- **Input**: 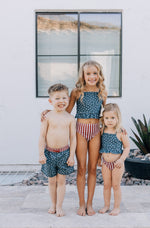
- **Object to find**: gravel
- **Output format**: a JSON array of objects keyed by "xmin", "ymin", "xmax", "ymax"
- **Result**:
[
  {"xmin": 14, "ymin": 168, "xmax": 150, "ymax": 186},
  {"xmin": 11, "ymin": 150, "xmax": 150, "ymax": 186}
]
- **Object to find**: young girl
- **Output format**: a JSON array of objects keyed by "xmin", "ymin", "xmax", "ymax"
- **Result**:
[
  {"xmin": 98, "ymin": 103, "xmax": 130, "ymax": 216},
  {"xmin": 42, "ymin": 60, "xmax": 107, "ymax": 216}
]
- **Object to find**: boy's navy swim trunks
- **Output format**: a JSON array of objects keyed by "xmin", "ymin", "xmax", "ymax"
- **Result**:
[{"xmin": 41, "ymin": 146, "xmax": 74, "ymax": 177}]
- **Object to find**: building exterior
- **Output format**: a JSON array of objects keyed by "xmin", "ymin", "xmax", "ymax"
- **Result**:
[{"xmin": 0, "ymin": 0, "xmax": 150, "ymax": 164}]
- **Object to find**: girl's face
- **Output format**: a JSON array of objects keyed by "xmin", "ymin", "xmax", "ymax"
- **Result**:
[
  {"xmin": 103, "ymin": 111, "xmax": 118, "ymax": 129},
  {"xmin": 83, "ymin": 65, "xmax": 99, "ymax": 86}
]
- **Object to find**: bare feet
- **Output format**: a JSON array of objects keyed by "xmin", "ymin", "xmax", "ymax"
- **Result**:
[
  {"xmin": 77, "ymin": 206, "xmax": 86, "ymax": 216},
  {"xmin": 56, "ymin": 207, "xmax": 65, "ymax": 217},
  {"xmin": 48, "ymin": 205, "xmax": 56, "ymax": 214},
  {"xmin": 98, "ymin": 206, "xmax": 109, "ymax": 214},
  {"xmin": 109, "ymin": 208, "xmax": 120, "ymax": 216},
  {"xmin": 86, "ymin": 205, "xmax": 96, "ymax": 216}
]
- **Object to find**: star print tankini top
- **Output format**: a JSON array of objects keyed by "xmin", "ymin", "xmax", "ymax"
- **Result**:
[
  {"xmin": 75, "ymin": 92, "xmax": 103, "ymax": 119},
  {"xmin": 100, "ymin": 133, "xmax": 123, "ymax": 154}
]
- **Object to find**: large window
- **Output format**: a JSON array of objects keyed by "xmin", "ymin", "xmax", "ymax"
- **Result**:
[{"xmin": 36, "ymin": 11, "xmax": 122, "ymax": 97}]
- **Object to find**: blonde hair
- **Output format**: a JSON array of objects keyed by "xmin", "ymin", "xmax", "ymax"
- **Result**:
[
  {"xmin": 101, "ymin": 103, "xmax": 122, "ymax": 132},
  {"xmin": 48, "ymin": 83, "xmax": 69, "ymax": 96},
  {"xmin": 75, "ymin": 60, "xmax": 106, "ymax": 101}
]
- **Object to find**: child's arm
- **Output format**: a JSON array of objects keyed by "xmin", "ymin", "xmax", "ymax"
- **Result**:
[
  {"xmin": 120, "ymin": 133, "xmax": 130, "ymax": 161},
  {"xmin": 41, "ymin": 110, "xmax": 50, "ymax": 122},
  {"xmin": 97, "ymin": 154, "xmax": 102, "ymax": 167},
  {"xmin": 67, "ymin": 117, "xmax": 76, "ymax": 166},
  {"xmin": 66, "ymin": 88, "xmax": 77, "ymax": 113},
  {"xmin": 97, "ymin": 128, "xmax": 103, "ymax": 167},
  {"xmin": 115, "ymin": 132, "xmax": 130, "ymax": 168},
  {"xmin": 39, "ymin": 119, "xmax": 48, "ymax": 164},
  {"xmin": 102, "ymin": 90, "xmax": 108, "ymax": 106}
]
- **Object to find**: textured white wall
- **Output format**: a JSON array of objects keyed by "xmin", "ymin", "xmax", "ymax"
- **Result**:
[{"xmin": 0, "ymin": 0, "xmax": 150, "ymax": 164}]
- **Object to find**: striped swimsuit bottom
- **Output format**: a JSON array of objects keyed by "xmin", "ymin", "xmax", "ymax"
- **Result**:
[
  {"xmin": 102, "ymin": 156, "xmax": 115, "ymax": 170},
  {"xmin": 76, "ymin": 122, "xmax": 100, "ymax": 141}
]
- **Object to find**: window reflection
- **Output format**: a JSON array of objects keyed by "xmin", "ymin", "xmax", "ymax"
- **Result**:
[
  {"xmin": 37, "ymin": 14, "xmax": 78, "ymax": 55},
  {"xmin": 80, "ymin": 13, "xmax": 121, "ymax": 55},
  {"xmin": 38, "ymin": 57, "xmax": 78, "ymax": 96}
]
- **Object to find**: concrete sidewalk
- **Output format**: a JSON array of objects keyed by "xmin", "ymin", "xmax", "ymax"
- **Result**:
[{"xmin": 0, "ymin": 185, "xmax": 150, "ymax": 228}]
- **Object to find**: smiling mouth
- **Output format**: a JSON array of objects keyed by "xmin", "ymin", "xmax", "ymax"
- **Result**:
[
  {"xmin": 88, "ymin": 79, "xmax": 97, "ymax": 83},
  {"xmin": 58, "ymin": 104, "xmax": 65, "ymax": 108}
]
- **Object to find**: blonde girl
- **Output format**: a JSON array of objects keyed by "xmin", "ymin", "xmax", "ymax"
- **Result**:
[
  {"xmin": 42, "ymin": 60, "xmax": 107, "ymax": 216},
  {"xmin": 98, "ymin": 103, "xmax": 130, "ymax": 216}
]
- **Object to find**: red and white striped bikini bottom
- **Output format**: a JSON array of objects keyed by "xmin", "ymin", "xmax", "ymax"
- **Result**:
[
  {"xmin": 102, "ymin": 156, "xmax": 115, "ymax": 170},
  {"xmin": 76, "ymin": 122, "xmax": 100, "ymax": 141}
]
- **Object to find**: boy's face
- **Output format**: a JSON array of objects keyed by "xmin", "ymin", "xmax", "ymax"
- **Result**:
[{"xmin": 49, "ymin": 90, "xmax": 69, "ymax": 112}]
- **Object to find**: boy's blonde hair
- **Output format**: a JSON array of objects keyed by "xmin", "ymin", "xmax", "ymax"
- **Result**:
[
  {"xmin": 101, "ymin": 103, "xmax": 122, "ymax": 132},
  {"xmin": 75, "ymin": 60, "xmax": 106, "ymax": 100},
  {"xmin": 48, "ymin": 83, "xmax": 69, "ymax": 96}
]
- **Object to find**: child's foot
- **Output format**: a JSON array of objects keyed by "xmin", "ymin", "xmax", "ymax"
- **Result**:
[
  {"xmin": 56, "ymin": 208, "xmax": 65, "ymax": 217},
  {"xmin": 77, "ymin": 206, "xmax": 86, "ymax": 216},
  {"xmin": 109, "ymin": 208, "xmax": 120, "ymax": 216},
  {"xmin": 86, "ymin": 205, "xmax": 96, "ymax": 216},
  {"xmin": 48, "ymin": 206, "xmax": 56, "ymax": 214},
  {"xmin": 98, "ymin": 206, "xmax": 110, "ymax": 214}
]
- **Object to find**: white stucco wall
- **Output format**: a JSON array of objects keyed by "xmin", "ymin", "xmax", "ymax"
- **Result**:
[{"xmin": 0, "ymin": 0, "xmax": 150, "ymax": 164}]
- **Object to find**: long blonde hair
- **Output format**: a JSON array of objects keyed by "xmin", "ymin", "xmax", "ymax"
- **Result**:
[
  {"xmin": 75, "ymin": 60, "xmax": 106, "ymax": 100},
  {"xmin": 101, "ymin": 103, "xmax": 122, "ymax": 132}
]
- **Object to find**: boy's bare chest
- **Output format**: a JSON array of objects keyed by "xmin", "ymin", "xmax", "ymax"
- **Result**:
[{"xmin": 48, "ymin": 116, "xmax": 70, "ymax": 129}]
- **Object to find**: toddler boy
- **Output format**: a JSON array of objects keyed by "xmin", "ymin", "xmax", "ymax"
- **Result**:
[{"xmin": 39, "ymin": 83, "xmax": 76, "ymax": 217}]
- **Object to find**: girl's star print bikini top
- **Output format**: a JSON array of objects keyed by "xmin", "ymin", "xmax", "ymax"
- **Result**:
[
  {"xmin": 75, "ymin": 91, "xmax": 103, "ymax": 119},
  {"xmin": 100, "ymin": 132, "xmax": 123, "ymax": 154}
]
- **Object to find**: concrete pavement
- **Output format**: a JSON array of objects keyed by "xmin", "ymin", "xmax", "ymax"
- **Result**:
[{"xmin": 0, "ymin": 185, "xmax": 150, "ymax": 228}]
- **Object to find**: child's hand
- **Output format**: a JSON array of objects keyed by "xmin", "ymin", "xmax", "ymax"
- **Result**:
[
  {"xmin": 41, "ymin": 110, "xmax": 50, "ymax": 122},
  {"xmin": 67, "ymin": 156, "xmax": 75, "ymax": 166},
  {"xmin": 120, "ymin": 128, "xmax": 127, "ymax": 135},
  {"xmin": 97, "ymin": 155, "xmax": 102, "ymax": 167},
  {"xmin": 39, "ymin": 154, "xmax": 46, "ymax": 164},
  {"xmin": 114, "ymin": 158, "xmax": 124, "ymax": 169}
]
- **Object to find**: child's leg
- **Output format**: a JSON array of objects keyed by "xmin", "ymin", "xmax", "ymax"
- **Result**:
[
  {"xmin": 110, "ymin": 164, "xmax": 124, "ymax": 216},
  {"xmin": 98, "ymin": 163, "xmax": 111, "ymax": 214},
  {"xmin": 87, "ymin": 132, "xmax": 100, "ymax": 216},
  {"xmin": 76, "ymin": 132, "xmax": 88, "ymax": 216},
  {"xmin": 56, "ymin": 174, "xmax": 66, "ymax": 217},
  {"xmin": 48, "ymin": 176, "xmax": 57, "ymax": 214}
]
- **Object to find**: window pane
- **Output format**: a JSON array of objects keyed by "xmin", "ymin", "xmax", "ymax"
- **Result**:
[
  {"xmin": 80, "ymin": 13, "xmax": 121, "ymax": 55},
  {"xmin": 36, "ymin": 12, "xmax": 122, "ymax": 97},
  {"xmin": 37, "ymin": 56, "xmax": 78, "ymax": 96},
  {"xmin": 37, "ymin": 14, "xmax": 78, "ymax": 55},
  {"xmin": 80, "ymin": 55, "xmax": 120, "ymax": 96}
]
